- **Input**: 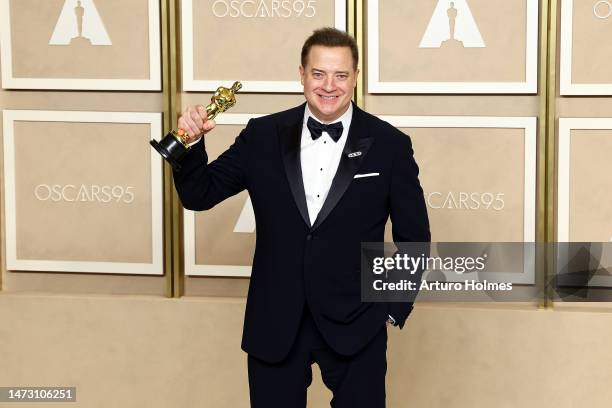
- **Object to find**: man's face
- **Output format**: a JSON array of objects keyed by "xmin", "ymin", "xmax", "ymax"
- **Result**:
[{"xmin": 299, "ymin": 45, "xmax": 358, "ymax": 123}]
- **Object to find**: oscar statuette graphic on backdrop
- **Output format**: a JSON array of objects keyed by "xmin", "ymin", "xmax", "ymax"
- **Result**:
[{"xmin": 150, "ymin": 81, "xmax": 242, "ymax": 169}]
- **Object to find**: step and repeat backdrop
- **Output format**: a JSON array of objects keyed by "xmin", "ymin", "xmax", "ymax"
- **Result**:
[
  {"xmin": 1, "ymin": 0, "xmax": 611, "ymax": 295},
  {"xmin": 0, "ymin": 0, "xmax": 166, "ymax": 294}
]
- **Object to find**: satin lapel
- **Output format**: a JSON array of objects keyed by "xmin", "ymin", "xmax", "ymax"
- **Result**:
[
  {"xmin": 279, "ymin": 105, "xmax": 311, "ymax": 228},
  {"xmin": 311, "ymin": 105, "xmax": 374, "ymax": 231}
]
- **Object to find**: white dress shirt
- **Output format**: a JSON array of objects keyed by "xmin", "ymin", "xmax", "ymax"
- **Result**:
[{"xmin": 300, "ymin": 103, "xmax": 353, "ymax": 226}]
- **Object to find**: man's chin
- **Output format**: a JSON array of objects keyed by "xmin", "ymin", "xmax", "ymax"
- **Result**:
[{"xmin": 311, "ymin": 105, "xmax": 348, "ymax": 122}]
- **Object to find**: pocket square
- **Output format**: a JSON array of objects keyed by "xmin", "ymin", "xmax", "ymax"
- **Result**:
[{"xmin": 354, "ymin": 172, "xmax": 380, "ymax": 179}]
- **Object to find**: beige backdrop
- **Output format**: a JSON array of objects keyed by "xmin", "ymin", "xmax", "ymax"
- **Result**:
[
  {"xmin": 192, "ymin": 0, "xmax": 336, "ymax": 81},
  {"xmin": 570, "ymin": 1, "xmax": 612, "ymax": 84},
  {"xmin": 389, "ymin": 127, "xmax": 526, "ymax": 242},
  {"xmin": 378, "ymin": 0, "xmax": 527, "ymax": 82},
  {"xmin": 2, "ymin": 1, "xmax": 612, "ymax": 407},
  {"xmin": 8, "ymin": 0, "xmax": 150, "ymax": 79},
  {"xmin": 568, "ymin": 129, "xmax": 612, "ymax": 242},
  {"xmin": 12, "ymin": 121, "xmax": 153, "ymax": 263}
]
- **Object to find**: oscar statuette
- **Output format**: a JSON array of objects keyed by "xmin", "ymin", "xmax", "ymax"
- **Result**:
[{"xmin": 150, "ymin": 81, "xmax": 242, "ymax": 170}]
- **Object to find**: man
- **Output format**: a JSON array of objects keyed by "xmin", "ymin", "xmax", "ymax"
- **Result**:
[{"xmin": 173, "ymin": 28, "xmax": 430, "ymax": 408}]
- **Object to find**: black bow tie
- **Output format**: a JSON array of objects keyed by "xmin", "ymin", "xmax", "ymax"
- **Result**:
[{"xmin": 307, "ymin": 117, "xmax": 344, "ymax": 142}]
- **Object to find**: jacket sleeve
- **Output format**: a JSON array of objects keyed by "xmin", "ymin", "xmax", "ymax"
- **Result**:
[
  {"xmin": 387, "ymin": 133, "xmax": 431, "ymax": 329},
  {"xmin": 172, "ymin": 121, "xmax": 251, "ymax": 211}
]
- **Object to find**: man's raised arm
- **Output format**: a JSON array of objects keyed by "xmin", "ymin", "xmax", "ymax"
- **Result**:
[{"xmin": 172, "ymin": 104, "xmax": 249, "ymax": 211}]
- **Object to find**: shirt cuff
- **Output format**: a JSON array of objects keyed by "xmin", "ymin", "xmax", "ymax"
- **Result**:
[
  {"xmin": 187, "ymin": 138, "xmax": 201, "ymax": 148},
  {"xmin": 387, "ymin": 314, "xmax": 396, "ymax": 326}
]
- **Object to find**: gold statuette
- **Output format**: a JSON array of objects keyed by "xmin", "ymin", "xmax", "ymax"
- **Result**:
[{"xmin": 150, "ymin": 81, "xmax": 242, "ymax": 170}]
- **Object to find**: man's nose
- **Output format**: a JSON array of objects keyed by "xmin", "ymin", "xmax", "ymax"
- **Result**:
[{"xmin": 323, "ymin": 76, "xmax": 335, "ymax": 91}]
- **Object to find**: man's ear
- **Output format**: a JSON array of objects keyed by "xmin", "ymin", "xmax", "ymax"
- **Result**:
[{"xmin": 299, "ymin": 65, "xmax": 305, "ymax": 85}]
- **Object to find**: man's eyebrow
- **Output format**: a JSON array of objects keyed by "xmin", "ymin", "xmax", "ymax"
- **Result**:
[{"xmin": 310, "ymin": 68, "xmax": 350, "ymax": 74}]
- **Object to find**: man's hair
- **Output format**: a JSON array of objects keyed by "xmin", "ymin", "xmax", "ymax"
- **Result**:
[{"xmin": 301, "ymin": 27, "xmax": 359, "ymax": 70}]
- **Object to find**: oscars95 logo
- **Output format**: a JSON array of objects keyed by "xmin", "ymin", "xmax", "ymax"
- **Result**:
[
  {"xmin": 212, "ymin": 0, "xmax": 317, "ymax": 18},
  {"xmin": 424, "ymin": 192, "xmax": 505, "ymax": 211},
  {"xmin": 34, "ymin": 184, "xmax": 135, "ymax": 204}
]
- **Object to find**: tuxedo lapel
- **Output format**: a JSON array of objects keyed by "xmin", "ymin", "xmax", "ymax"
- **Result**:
[
  {"xmin": 279, "ymin": 104, "xmax": 311, "ymax": 228},
  {"xmin": 311, "ymin": 104, "xmax": 374, "ymax": 231}
]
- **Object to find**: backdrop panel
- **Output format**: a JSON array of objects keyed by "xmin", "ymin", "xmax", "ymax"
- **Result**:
[
  {"xmin": 368, "ymin": 0, "xmax": 539, "ymax": 93},
  {"xmin": 381, "ymin": 116, "xmax": 537, "ymax": 243},
  {"xmin": 2, "ymin": 110, "xmax": 163, "ymax": 274},
  {"xmin": 0, "ymin": 0, "xmax": 161, "ymax": 90},
  {"xmin": 557, "ymin": 118, "xmax": 612, "ymax": 287},
  {"xmin": 380, "ymin": 116, "xmax": 537, "ymax": 285},
  {"xmin": 560, "ymin": 0, "xmax": 612, "ymax": 95},
  {"xmin": 558, "ymin": 119, "xmax": 612, "ymax": 242}
]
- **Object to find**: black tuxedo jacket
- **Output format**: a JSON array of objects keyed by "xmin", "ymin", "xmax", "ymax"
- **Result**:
[{"xmin": 173, "ymin": 102, "xmax": 430, "ymax": 363}]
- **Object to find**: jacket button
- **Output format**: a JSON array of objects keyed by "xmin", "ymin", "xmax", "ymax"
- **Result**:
[{"xmin": 306, "ymin": 234, "xmax": 312, "ymax": 240}]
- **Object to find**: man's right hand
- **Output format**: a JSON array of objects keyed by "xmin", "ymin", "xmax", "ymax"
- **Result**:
[{"xmin": 178, "ymin": 105, "xmax": 217, "ymax": 144}]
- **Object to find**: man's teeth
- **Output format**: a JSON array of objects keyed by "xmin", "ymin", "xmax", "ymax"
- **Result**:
[{"xmin": 321, "ymin": 96, "xmax": 337, "ymax": 100}]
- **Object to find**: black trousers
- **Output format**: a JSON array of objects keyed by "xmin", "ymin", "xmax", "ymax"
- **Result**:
[{"xmin": 247, "ymin": 306, "xmax": 387, "ymax": 408}]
